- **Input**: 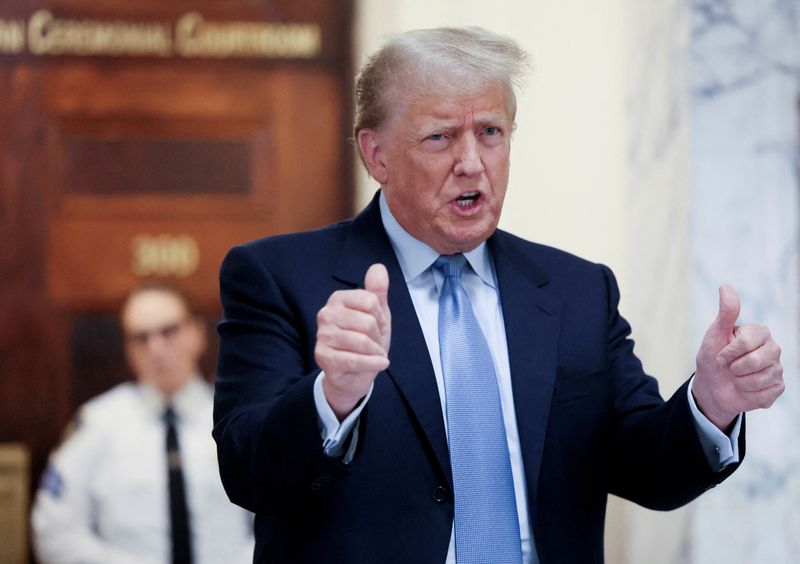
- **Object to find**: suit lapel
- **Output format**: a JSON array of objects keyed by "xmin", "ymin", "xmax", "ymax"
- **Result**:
[
  {"xmin": 332, "ymin": 194, "xmax": 452, "ymax": 487},
  {"xmin": 331, "ymin": 199, "xmax": 563, "ymax": 499},
  {"xmin": 490, "ymin": 232, "xmax": 563, "ymax": 528}
]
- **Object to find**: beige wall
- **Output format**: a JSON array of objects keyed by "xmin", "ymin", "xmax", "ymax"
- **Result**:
[
  {"xmin": 354, "ymin": 1, "xmax": 693, "ymax": 563},
  {"xmin": 354, "ymin": 1, "xmax": 629, "ymax": 264}
]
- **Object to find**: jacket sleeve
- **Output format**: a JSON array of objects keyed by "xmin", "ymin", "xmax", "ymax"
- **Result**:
[
  {"xmin": 600, "ymin": 264, "xmax": 744, "ymax": 510},
  {"xmin": 213, "ymin": 244, "xmax": 350, "ymax": 515}
]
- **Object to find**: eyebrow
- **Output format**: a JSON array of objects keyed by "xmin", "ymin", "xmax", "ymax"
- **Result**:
[
  {"xmin": 473, "ymin": 112, "xmax": 510, "ymax": 125},
  {"xmin": 125, "ymin": 318, "xmax": 189, "ymax": 341},
  {"xmin": 421, "ymin": 112, "xmax": 508, "ymax": 130},
  {"xmin": 416, "ymin": 122, "xmax": 456, "ymax": 136}
]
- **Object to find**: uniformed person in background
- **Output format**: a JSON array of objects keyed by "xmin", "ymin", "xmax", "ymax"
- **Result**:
[{"xmin": 31, "ymin": 283, "xmax": 254, "ymax": 564}]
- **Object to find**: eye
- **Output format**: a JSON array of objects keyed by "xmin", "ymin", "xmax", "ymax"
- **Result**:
[
  {"xmin": 421, "ymin": 132, "xmax": 450, "ymax": 151},
  {"xmin": 482, "ymin": 126, "xmax": 500, "ymax": 136},
  {"xmin": 127, "ymin": 332, "xmax": 149, "ymax": 346},
  {"xmin": 160, "ymin": 323, "xmax": 182, "ymax": 339}
]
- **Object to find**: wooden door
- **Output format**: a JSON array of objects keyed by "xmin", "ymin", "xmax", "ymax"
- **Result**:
[{"xmin": 0, "ymin": 0, "xmax": 354, "ymax": 528}]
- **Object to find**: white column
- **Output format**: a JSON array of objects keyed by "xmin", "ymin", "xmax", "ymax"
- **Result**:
[
  {"xmin": 689, "ymin": 1, "xmax": 800, "ymax": 562},
  {"xmin": 354, "ymin": 2, "xmax": 693, "ymax": 562}
]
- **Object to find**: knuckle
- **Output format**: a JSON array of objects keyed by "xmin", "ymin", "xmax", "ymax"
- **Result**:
[
  {"xmin": 316, "ymin": 325, "xmax": 335, "ymax": 342},
  {"xmin": 317, "ymin": 307, "xmax": 333, "ymax": 324},
  {"xmin": 314, "ymin": 347, "xmax": 330, "ymax": 366},
  {"xmin": 740, "ymin": 333, "xmax": 758, "ymax": 350},
  {"xmin": 331, "ymin": 289, "xmax": 349, "ymax": 300}
]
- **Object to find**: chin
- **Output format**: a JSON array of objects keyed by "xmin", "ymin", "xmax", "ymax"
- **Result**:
[
  {"xmin": 455, "ymin": 227, "xmax": 495, "ymax": 249},
  {"xmin": 440, "ymin": 234, "xmax": 488, "ymax": 254}
]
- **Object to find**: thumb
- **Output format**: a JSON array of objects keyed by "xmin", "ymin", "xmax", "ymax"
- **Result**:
[
  {"xmin": 712, "ymin": 284, "xmax": 740, "ymax": 338},
  {"xmin": 364, "ymin": 263, "xmax": 390, "ymax": 314}
]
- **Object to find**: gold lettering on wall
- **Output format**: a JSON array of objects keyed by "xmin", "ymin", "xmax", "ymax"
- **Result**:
[
  {"xmin": 1, "ymin": 10, "xmax": 322, "ymax": 59},
  {"xmin": 28, "ymin": 10, "xmax": 172, "ymax": 57},
  {"xmin": 175, "ymin": 12, "xmax": 321, "ymax": 59},
  {"xmin": 131, "ymin": 234, "xmax": 200, "ymax": 278},
  {"xmin": 0, "ymin": 19, "xmax": 24, "ymax": 54}
]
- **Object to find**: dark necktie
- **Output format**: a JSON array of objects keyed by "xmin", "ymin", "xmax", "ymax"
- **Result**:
[
  {"xmin": 433, "ymin": 254, "xmax": 522, "ymax": 564},
  {"xmin": 164, "ymin": 406, "xmax": 193, "ymax": 564}
]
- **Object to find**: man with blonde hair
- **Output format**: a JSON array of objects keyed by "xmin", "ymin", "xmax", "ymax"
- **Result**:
[{"xmin": 214, "ymin": 27, "xmax": 783, "ymax": 563}]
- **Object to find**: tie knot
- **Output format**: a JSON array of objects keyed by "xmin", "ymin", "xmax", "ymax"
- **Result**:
[
  {"xmin": 163, "ymin": 406, "xmax": 177, "ymax": 425},
  {"xmin": 433, "ymin": 254, "xmax": 467, "ymax": 279}
]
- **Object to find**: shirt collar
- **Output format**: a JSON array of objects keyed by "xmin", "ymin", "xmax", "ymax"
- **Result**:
[
  {"xmin": 138, "ymin": 376, "xmax": 207, "ymax": 419},
  {"xmin": 378, "ymin": 190, "xmax": 496, "ymax": 288}
]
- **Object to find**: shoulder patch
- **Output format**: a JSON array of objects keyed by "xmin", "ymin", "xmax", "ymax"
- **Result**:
[{"xmin": 40, "ymin": 465, "xmax": 64, "ymax": 498}]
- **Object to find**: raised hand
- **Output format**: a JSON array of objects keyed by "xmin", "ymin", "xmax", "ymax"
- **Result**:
[
  {"xmin": 315, "ymin": 263, "xmax": 391, "ymax": 420},
  {"xmin": 693, "ymin": 284, "xmax": 784, "ymax": 430}
]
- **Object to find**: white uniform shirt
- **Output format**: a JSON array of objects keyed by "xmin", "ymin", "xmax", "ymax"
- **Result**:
[{"xmin": 31, "ymin": 378, "xmax": 254, "ymax": 564}]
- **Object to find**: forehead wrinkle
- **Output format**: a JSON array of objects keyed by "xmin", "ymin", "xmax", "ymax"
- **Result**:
[
  {"xmin": 416, "ymin": 118, "xmax": 459, "ymax": 134},
  {"xmin": 383, "ymin": 83, "xmax": 513, "ymax": 147},
  {"xmin": 410, "ymin": 110, "xmax": 509, "ymax": 137},
  {"xmin": 409, "ymin": 83, "xmax": 510, "ymax": 113},
  {"xmin": 472, "ymin": 108, "xmax": 510, "ymax": 123},
  {"xmin": 396, "ymin": 108, "xmax": 456, "ymax": 139}
]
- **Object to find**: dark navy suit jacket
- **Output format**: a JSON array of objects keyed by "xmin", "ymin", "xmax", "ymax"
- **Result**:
[{"xmin": 214, "ymin": 193, "xmax": 742, "ymax": 563}]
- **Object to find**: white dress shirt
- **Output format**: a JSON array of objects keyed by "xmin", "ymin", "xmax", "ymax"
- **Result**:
[
  {"xmin": 32, "ymin": 378, "xmax": 254, "ymax": 564},
  {"xmin": 314, "ymin": 191, "xmax": 741, "ymax": 563}
]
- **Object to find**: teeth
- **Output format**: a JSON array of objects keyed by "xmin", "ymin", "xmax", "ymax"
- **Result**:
[{"xmin": 456, "ymin": 192, "xmax": 479, "ymax": 207}]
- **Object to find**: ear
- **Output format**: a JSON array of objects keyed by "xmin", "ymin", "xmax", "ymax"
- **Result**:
[{"xmin": 357, "ymin": 128, "xmax": 389, "ymax": 184}]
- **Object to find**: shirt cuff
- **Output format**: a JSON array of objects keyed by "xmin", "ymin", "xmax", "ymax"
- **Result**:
[
  {"xmin": 313, "ymin": 372, "xmax": 372, "ymax": 463},
  {"xmin": 687, "ymin": 376, "xmax": 742, "ymax": 471}
]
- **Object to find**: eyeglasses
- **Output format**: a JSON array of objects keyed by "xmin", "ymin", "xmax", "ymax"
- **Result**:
[{"xmin": 125, "ymin": 318, "xmax": 190, "ymax": 346}]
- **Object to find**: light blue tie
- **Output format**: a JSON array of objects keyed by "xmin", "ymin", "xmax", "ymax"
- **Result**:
[{"xmin": 434, "ymin": 254, "xmax": 522, "ymax": 564}]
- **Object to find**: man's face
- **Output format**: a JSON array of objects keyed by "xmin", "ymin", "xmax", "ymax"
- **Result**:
[
  {"xmin": 360, "ymin": 83, "xmax": 513, "ymax": 255},
  {"xmin": 121, "ymin": 289, "xmax": 206, "ymax": 397}
]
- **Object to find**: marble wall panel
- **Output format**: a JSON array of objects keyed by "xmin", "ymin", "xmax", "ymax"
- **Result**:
[{"xmin": 689, "ymin": 1, "xmax": 800, "ymax": 562}]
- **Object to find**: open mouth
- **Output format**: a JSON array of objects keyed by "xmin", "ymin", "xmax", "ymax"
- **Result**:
[{"xmin": 455, "ymin": 191, "xmax": 480, "ymax": 207}]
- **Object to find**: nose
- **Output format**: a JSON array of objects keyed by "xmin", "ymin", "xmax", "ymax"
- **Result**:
[
  {"xmin": 453, "ymin": 134, "xmax": 485, "ymax": 177},
  {"xmin": 145, "ymin": 332, "xmax": 170, "ymax": 355}
]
